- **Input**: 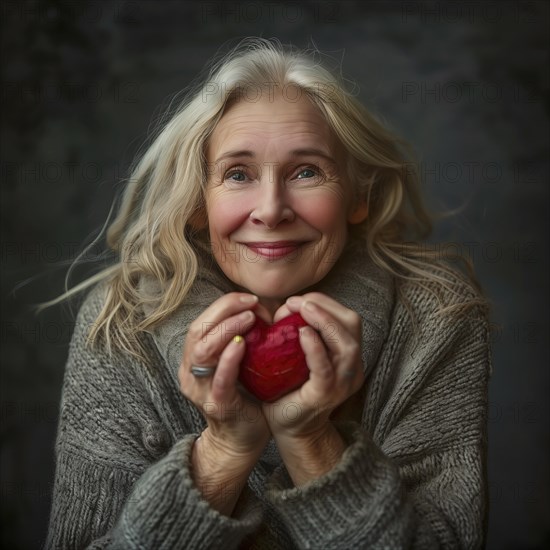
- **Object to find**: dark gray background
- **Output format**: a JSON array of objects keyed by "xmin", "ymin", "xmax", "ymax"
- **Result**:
[{"xmin": 1, "ymin": 1, "xmax": 548, "ymax": 548}]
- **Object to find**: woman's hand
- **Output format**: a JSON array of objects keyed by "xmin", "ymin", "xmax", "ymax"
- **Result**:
[
  {"xmin": 178, "ymin": 292, "xmax": 272, "ymax": 514},
  {"xmin": 264, "ymin": 292, "xmax": 365, "ymax": 485}
]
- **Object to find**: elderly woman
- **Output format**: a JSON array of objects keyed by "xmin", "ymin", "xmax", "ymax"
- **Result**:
[{"xmin": 46, "ymin": 38, "xmax": 491, "ymax": 549}]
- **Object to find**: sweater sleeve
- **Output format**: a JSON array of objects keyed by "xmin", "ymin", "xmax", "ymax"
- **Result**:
[
  {"xmin": 45, "ymin": 289, "xmax": 263, "ymax": 550},
  {"xmin": 263, "ymin": 301, "xmax": 491, "ymax": 549}
]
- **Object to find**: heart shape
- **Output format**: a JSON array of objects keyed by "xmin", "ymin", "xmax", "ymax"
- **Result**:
[{"xmin": 239, "ymin": 313, "xmax": 310, "ymax": 402}]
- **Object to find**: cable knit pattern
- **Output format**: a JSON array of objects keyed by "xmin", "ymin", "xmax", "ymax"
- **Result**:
[{"xmin": 45, "ymin": 241, "xmax": 491, "ymax": 549}]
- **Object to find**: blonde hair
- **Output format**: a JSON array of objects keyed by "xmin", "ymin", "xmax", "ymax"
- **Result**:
[{"xmin": 40, "ymin": 37, "xmax": 487, "ymax": 360}]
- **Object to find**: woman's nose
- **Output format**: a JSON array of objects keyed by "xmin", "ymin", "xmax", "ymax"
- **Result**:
[{"xmin": 249, "ymin": 178, "xmax": 295, "ymax": 228}]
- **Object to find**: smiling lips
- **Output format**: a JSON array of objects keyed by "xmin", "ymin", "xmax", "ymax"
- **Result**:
[{"xmin": 243, "ymin": 241, "xmax": 307, "ymax": 259}]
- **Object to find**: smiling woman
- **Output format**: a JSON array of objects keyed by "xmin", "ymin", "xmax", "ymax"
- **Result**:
[
  {"xmin": 204, "ymin": 89, "xmax": 367, "ymax": 310},
  {"xmin": 44, "ymin": 37, "xmax": 492, "ymax": 549}
]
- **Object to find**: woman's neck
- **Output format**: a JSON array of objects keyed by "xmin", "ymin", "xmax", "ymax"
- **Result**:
[{"xmin": 257, "ymin": 297, "xmax": 286, "ymax": 322}]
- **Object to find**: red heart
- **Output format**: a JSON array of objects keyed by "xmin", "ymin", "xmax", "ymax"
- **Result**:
[{"xmin": 239, "ymin": 313, "xmax": 310, "ymax": 402}]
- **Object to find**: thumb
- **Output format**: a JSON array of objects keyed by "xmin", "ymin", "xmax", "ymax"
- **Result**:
[{"xmin": 299, "ymin": 326, "xmax": 334, "ymax": 393}]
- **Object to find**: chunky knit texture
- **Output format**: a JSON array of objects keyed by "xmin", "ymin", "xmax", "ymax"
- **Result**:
[{"xmin": 45, "ymin": 240, "xmax": 492, "ymax": 549}]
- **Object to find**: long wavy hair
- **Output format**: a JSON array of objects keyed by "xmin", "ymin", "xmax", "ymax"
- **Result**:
[{"xmin": 40, "ymin": 37, "xmax": 486, "ymax": 360}]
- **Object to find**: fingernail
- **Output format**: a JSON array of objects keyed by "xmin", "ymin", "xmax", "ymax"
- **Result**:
[
  {"xmin": 240, "ymin": 295, "xmax": 258, "ymax": 303},
  {"xmin": 233, "ymin": 335, "xmax": 244, "ymax": 344},
  {"xmin": 303, "ymin": 300, "xmax": 316, "ymax": 312},
  {"xmin": 286, "ymin": 296, "xmax": 302, "ymax": 307},
  {"xmin": 239, "ymin": 310, "xmax": 254, "ymax": 322}
]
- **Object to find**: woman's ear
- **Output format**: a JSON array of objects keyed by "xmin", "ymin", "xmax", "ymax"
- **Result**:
[{"xmin": 347, "ymin": 200, "xmax": 369, "ymax": 224}]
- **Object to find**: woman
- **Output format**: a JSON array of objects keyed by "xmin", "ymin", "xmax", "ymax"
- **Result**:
[{"xmin": 45, "ymin": 38, "xmax": 491, "ymax": 549}]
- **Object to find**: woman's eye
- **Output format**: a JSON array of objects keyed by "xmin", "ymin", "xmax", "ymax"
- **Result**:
[
  {"xmin": 225, "ymin": 170, "xmax": 247, "ymax": 182},
  {"xmin": 297, "ymin": 168, "xmax": 316, "ymax": 179},
  {"xmin": 295, "ymin": 166, "xmax": 324, "ymax": 182}
]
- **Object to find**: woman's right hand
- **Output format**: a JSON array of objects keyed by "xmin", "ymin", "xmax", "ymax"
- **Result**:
[{"xmin": 178, "ymin": 292, "xmax": 271, "ymax": 514}]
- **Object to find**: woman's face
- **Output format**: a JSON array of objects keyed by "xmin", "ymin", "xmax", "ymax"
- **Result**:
[{"xmin": 205, "ymin": 89, "xmax": 367, "ymax": 312}]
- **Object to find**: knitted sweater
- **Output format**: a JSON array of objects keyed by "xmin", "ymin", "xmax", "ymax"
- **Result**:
[{"xmin": 45, "ymin": 242, "xmax": 492, "ymax": 549}]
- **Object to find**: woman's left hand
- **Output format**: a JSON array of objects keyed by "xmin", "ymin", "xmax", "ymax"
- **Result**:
[{"xmin": 262, "ymin": 292, "xmax": 365, "ymax": 484}]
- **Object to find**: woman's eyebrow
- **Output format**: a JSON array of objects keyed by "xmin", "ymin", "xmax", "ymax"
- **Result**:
[
  {"xmin": 289, "ymin": 148, "xmax": 336, "ymax": 164},
  {"xmin": 214, "ymin": 148, "xmax": 336, "ymax": 164},
  {"xmin": 214, "ymin": 149, "xmax": 255, "ymax": 164}
]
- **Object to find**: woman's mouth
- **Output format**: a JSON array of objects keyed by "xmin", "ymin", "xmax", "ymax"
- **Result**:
[{"xmin": 242, "ymin": 241, "xmax": 307, "ymax": 259}]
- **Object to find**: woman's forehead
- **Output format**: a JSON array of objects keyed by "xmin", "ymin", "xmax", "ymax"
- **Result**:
[{"xmin": 208, "ymin": 93, "xmax": 337, "ymax": 156}]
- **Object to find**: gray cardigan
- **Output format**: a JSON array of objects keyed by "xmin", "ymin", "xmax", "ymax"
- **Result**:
[{"xmin": 46, "ymin": 244, "xmax": 492, "ymax": 549}]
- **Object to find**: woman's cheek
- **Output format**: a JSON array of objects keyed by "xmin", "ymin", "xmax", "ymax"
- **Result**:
[
  {"xmin": 299, "ymin": 196, "xmax": 347, "ymax": 233},
  {"xmin": 208, "ymin": 194, "xmax": 252, "ymax": 237}
]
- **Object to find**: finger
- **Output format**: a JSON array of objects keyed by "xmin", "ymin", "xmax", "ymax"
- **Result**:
[
  {"xmin": 299, "ymin": 302, "xmax": 363, "ymax": 388},
  {"xmin": 286, "ymin": 293, "xmax": 361, "ymax": 338},
  {"xmin": 190, "ymin": 309, "xmax": 255, "ymax": 367},
  {"xmin": 188, "ymin": 292, "xmax": 259, "ymax": 341},
  {"xmin": 210, "ymin": 335, "xmax": 246, "ymax": 401},
  {"xmin": 298, "ymin": 325, "xmax": 335, "ymax": 394},
  {"xmin": 298, "ymin": 327, "xmax": 362, "ymax": 407},
  {"xmin": 273, "ymin": 303, "xmax": 292, "ymax": 323},
  {"xmin": 297, "ymin": 300, "xmax": 357, "ymax": 358}
]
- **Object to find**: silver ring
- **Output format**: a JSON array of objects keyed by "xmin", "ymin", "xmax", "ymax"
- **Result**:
[{"xmin": 191, "ymin": 364, "xmax": 217, "ymax": 378}]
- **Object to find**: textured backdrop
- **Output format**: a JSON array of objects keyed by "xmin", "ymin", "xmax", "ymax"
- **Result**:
[{"xmin": 1, "ymin": 1, "xmax": 549, "ymax": 548}]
